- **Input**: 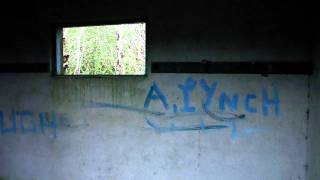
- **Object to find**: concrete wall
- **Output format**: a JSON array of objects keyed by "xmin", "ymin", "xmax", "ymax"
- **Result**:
[
  {"xmin": 307, "ymin": 27, "xmax": 319, "ymax": 180},
  {"xmin": 0, "ymin": 74, "xmax": 308, "ymax": 180}
]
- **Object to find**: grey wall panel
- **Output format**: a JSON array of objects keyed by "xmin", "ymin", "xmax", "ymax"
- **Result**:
[{"xmin": 0, "ymin": 74, "xmax": 308, "ymax": 180}]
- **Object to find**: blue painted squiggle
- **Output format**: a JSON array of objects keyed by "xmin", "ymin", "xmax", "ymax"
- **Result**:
[
  {"xmin": 85, "ymin": 101, "xmax": 165, "ymax": 116},
  {"xmin": 145, "ymin": 118, "xmax": 228, "ymax": 133}
]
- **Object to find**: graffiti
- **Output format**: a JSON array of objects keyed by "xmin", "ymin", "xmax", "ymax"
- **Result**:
[
  {"xmin": 244, "ymin": 94, "xmax": 257, "ymax": 113},
  {"xmin": 0, "ymin": 110, "xmax": 83, "ymax": 138},
  {"xmin": 144, "ymin": 78, "xmax": 280, "ymax": 116},
  {"xmin": 0, "ymin": 110, "xmax": 58, "ymax": 137},
  {"xmin": 144, "ymin": 77, "xmax": 280, "ymax": 138},
  {"xmin": 178, "ymin": 77, "xmax": 197, "ymax": 112},
  {"xmin": 219, "ymin": 92, "xmax": 239, "ymax": 112},
  {"xmin": 145, "ymin": 117, "xmax": 228, "ymax": 133},
  {"xmin": 262, "ymin": 87, "xmax": 280, "ymax": 116},
  {"xmin": 144, "ymin": 82, "xmax": 169, "ymax": 110},
  {"xmin": 88, "ymin": 101, "xmax": 164, "ymax": 116},
  {"xmin": 200, "ymin": 79, "xmax": 217, "ymax": 110},
  {"xmin": 87, "ymin": 77, "xmax": 280, "ymax": 139},
  {"xmin": 143, "ymin": 77, "xmax": 280, "ymax": 139}
]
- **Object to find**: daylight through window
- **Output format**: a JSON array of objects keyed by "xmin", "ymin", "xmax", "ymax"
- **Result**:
[{"xmin": 56, "ymin": 22, "xmax": 146, "ymax": 75}]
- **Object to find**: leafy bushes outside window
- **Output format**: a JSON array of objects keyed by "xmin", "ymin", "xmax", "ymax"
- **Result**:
[{"xmin": 56, "ymin": 22, "xmax": 146, "ymax": 76}]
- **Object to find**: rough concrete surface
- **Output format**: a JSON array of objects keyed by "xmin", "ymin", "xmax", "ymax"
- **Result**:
[{"xmin": 0, "ymin": 74, "xmax": 308, "ymax": 180}]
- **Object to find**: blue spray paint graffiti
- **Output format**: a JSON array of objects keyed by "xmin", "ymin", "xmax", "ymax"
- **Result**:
[
  {"xmin": 144, "ymin": 77, "xmax": 280, "ymax": 138},
  {"xmin": 0, "ymin": 110, "xmax": 78, "ymax": 138},
  {"xmin": 200, "ymin": 79, "xmax": 217, "ymax": 110},
  {"xmin": 39, "ymin": 112, "xmax": 57, "ymax": 138},
  {"xmin": 145, "ymin": 117, "xmax": 228, "ymax": 133},
  {"xmin": 18, "ymin": 111, "xmax": 37, "ymax": 134},
  {"xmin": 88, "ymin": 101, "xmax": 164, "ymax": 116},
  {"xmin": 244, "ymin": 94, "xmax": 257, "ymax": 113},
  {"xmin": 143, "ymin": 77, "xmax": 280, "ymax": 116},
  {"xmin": 1, "ymin": 77, "xmax": 280, "ymax": 140},
  {"xmin": 219, "ymin": 92, "xmax": 239, "ymax": 112},
  {"xmin": 144, "ymin": 82, "xmax": 169, "ymax": 110},
  {"xmin": 87, "ymin": 77, "xmax": 281, "ymax": 139},
  {"xmin": 0, "ymin": 110, "xmax": 16, "ymax": 135},
  {"xmin": 262, "ymin": 87, "xmax": 280, "ymax": 116},
  {"xmin": 178, "ymin": 77, "xmax": 197, "ymax": 112}
]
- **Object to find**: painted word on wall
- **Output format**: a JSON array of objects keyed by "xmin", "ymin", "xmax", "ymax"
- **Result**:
[
  {"xmin": 144, "ymin": 77, "xmax": 280, "ymax": 116},
  {"xmin": 0, "ymin": 110, "xmax": 58, "ymax": 138}
]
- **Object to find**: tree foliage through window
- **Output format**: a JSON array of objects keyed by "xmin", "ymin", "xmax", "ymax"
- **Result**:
[{"xmin": 62, "ymin": 23, "xmax": 146, "ymax": 75}]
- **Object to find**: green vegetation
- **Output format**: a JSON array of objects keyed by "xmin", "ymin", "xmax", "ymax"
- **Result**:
[{"xmin": 62, "ymin": 23, "xmax": 145, "ymax": 75}]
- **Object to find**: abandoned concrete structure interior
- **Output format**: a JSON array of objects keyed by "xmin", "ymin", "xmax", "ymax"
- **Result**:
[{"xmin": 0, "ymin": 1, "xmax": 318, "ymax": 180}]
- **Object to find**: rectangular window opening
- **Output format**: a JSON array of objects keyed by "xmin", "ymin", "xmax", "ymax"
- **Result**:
[{"xmin": 55, "ymin": 22, "xmax": 146, "ymax": 76}]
